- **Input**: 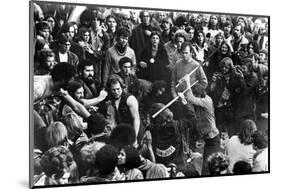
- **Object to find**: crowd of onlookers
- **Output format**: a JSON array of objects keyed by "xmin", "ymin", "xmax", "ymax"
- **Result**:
[{"xmin": 32, "ymin": 2, "xmax": 269, "ymax": 187}]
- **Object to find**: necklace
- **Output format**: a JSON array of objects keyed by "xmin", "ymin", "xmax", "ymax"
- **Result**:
[{"xmin": 115, "ymin": 45, "xmax": 127, "ymax": 56}]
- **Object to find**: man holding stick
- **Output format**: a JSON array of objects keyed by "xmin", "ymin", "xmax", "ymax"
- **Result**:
[
  {"xmin": 178, "ymin": 75, "xmax": 220, "ymax": 176},
  {"xmin": 171, "ymin": 42, "xmax": 208, "ymax": 98},
  {"xmin": 170, "ymin": 42, "xmax": 208, "ymax": 119}
]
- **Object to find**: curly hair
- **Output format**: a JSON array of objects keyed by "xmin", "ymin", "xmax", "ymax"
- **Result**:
[
  {"xmin": 207, "ymin": 152, "xmax": 229, "ymax": 175},
  {"xmin": 95, "ymin": 145, "xmax": 119, "ymax": 175},
  {"xmin": 174, "ymin": 29, "xmax": 188, "ymax": 42},
  {"xmin": 40, "ymin": 145, "xmax": 74, "ymax": 178},
  {"xmin": 122, "ymin": 146, "xmax": 142, "ymax": 169}
]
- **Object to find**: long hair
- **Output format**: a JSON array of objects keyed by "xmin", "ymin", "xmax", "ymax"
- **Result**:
[
  {"xmin": 76, "ymin": 26, "xmax": 90, "ymax": 42},
  {"xmin": 46, "ymin": 122, "xmax": 68, "ymax": 148},
  {"xmin": 149, "ymin": 103, "xmax": 173, "ymax": 125},
  {"xmin": 146, "ymin": 163, "xmax": 169, "ymax": 179},
  {"xmin": 238, "ymin": 119, "xmax": 257, "ymax": 145}
]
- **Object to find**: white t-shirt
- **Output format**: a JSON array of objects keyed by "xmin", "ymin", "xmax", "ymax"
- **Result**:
[
  {"xmin": 252, "ymin": 148, "xmax": 268, "ymax": 172},
  {"xmin": 59, "ymin": 52, "xmax": 68, "ymax": 63},
  {"xmin": 226, "ymin": 135, "xmax": 256, "ymax": 172}
]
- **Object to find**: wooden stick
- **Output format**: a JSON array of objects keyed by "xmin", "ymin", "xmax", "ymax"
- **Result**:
[
  {"xmin": 175, "ymin": 50, "xmax": 217, "ymax": 88},
  {"xmin": 152, "ymin": 80, "xmax": 199, "ymax": 118}
]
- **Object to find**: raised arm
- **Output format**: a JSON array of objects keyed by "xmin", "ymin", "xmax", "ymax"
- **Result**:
[
  {"xmin": 60, "ymin": 88, "xmax": 91, "ymax": 119},
  {"xmin": 80, "ymin": 90, "xmax": 108, "ymax": 108}
]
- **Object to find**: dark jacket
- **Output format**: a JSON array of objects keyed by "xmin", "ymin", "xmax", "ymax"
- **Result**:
[
  {"xmin": 54, "ymin": 50, "xmax": 79, "ymax": 69},
  {"xmin": 138, "ymin": 43, "xmax": 170, "ymax": 83},
  {"xmin": 129, "ymin": 23, "xmax": 160, "ymax": 62}
]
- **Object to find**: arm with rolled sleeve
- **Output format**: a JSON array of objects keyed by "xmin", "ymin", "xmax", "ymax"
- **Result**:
[{"xmin": 196, "ymin": 66, "xmax": 208, "ymax": 89}]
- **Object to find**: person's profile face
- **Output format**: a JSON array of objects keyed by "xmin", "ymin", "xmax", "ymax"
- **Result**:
[
  {"xmin": 141, "ymin": 12, "xmax": 150, "ymax": 25},
  {"xmin": 45, "ymin": 56, "xmax": 56, "ymax": 70},
  {"xmin": 39, "ymin": 29, "xmax": 50, "ymax": 40},
  {"xmin": 59, "ymin": 41, "xmax": 71, "ymax": 53},
  {"xmin": 106, "ymin": 17, "xmax": 117, "ymax": 30},
  {"xmin": 219, "ymin": 64, "xmax": 230, "ymax": 75},
  {"xmin": 182, "ymin": 46, "xmax": 192, "ymax": 61},
  {"xmin": 220, "ymin": 44, "xmax": 229, "ymax": 54},
  {"xmin": 118, "ymin": 35, "xmax": 129, "ymax": 48},
  {"xmin": 110, "ymin": 82, "xmax": 122, "ymax": 99},
  {"xmin": 197, "ymin": 32, "xmax": 204, "ymax": 44},
  {"xmin": 259, "ymin": 52, "xmax": 266, "ymax": 61},
  {"xmin": 233, "ymin": 25, "xmax": 242, "ymax": 38},
  {"xmin": 216, "ymin": 35, "xmax": 224, "ymax": 46},
  {"xmin": 82, "ymin": 31, "xmax": 90, "ymax": 42},
  {"xmin": 122, "ymin": 14, "xmax": 131, "ymax": 25},
  {"xmin": 224, "ymin": 25, "xmax": 232, "ymax": 34},
  {"xmin": 121, "ymin": 62, "xmax": 132, "ymax": 76},
  {"xmin": 117, "ymin": 149, "xmax": 126, "ymax": 165},
  {"xmin": 187, "ymin": 29, "xmax": 195, "ymax": 41},
  {"xmin": 161, "ymin": 21, "xmax": 170, "ymax": 31},
  {"xmin": 46, "ymin": 17, "xmax": 55, "ymax": 30},
  {"xmin": 130, "ymin": 11, "xmax": 138, "ymax": 21},
  {"xmin": 92, "ymin": 18, "xmax": 101, "ymax": 28},
  {"xmin": 68, "ymin": 26, "xmax": 75, "ymax": 39},
  {"xmin": 151, "ymin": 35, "xmax": 160, "ymax": 46},
  {"xmin": 176, "ymin": 37, "xmax": 185, "ymax": 50},
  {"xmin": 241, "ymin": 65, "xmax": 249, "ymax": 76},
  {"xmin": 210, "ymin": 15, "xmax": 218, "ymax": 26},
  {"xmin": 74, "ymin": 87, "xmax": 84, "ymax": 100},
  {"xmin": 82, "ymin": 65, "xmax": 94, "ymax": 80}
]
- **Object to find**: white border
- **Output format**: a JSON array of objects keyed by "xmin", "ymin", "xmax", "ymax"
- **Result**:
[{"xmin": 0, "ymin": 0, "xmax": 278, "ymax": 188}]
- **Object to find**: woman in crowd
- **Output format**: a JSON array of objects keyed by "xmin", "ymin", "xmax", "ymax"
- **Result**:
[
  {"xmin": 76, "ymin": 27, "xmax": 94, "ymax": 58},
  {"xmin": 207, "ymin": 41, "xmax": 232, "ymax": 80},
  {"xmin": 44, "ymin": 15, "xmax": 60, "ymax": 40},
  {"xmin": 34, "ymin": 146, "xmax": 78, "ymax": 186},
  {"xmin": 117, "ymin": 145, "xmax": 144, "ymax": 180},
  {"xmin": 208, "ymin": 57, "xmax": 234, "ymax": 135},
  {"xmin": 192, "ymin": 30, "xmax": 209, "ymax": 63},
  {"xmin": 225, "ymin": 119, "xmax": 257, "ymax": 173},
  {"xmin": 138, "ymin": 31, "xmax": 170, "ymax": 83},
  {"xmin": 205, "ymin": 15, "xmax": 223, "ymax": 44}
]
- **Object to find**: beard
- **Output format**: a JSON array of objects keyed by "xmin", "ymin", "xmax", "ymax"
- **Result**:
[{"xmin": 83, "ymin": 75, "xmax": 95, "ymax": 84}]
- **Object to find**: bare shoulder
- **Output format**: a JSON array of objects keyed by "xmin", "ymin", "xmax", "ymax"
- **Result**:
[{"xmin": 126, "ymin": 95, "xmax": 138, "ymax": 106}]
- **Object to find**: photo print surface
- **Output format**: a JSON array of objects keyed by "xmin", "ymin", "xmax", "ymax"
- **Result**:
[{"xmin": 30, "ymin": 0, "xmax": 269, "ymax": 188}]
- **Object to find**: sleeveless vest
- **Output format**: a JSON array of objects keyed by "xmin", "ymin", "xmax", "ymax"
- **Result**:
[{"xmin": 112, "ymin": 93, "xmax": 133, "ymax": 125}]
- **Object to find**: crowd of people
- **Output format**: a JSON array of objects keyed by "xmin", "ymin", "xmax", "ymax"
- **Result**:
[{"xmin": 32, "ymin": 2, "xmax": 269, "ymax": 187}]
